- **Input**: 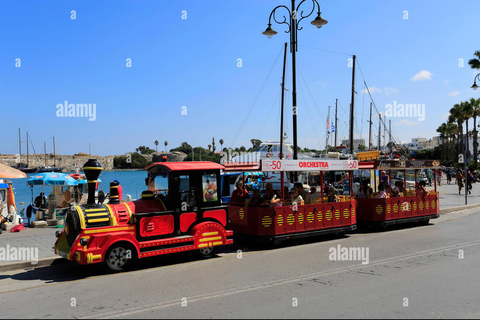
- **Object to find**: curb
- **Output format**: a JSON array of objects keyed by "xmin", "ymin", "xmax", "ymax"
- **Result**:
[
  {"xmin": 0, "ymin": 256, "xmax": 67, "ymax": 273},
  {"xmin": 439, "ymin": 202, "xmax": 480, "ymax": 214}
]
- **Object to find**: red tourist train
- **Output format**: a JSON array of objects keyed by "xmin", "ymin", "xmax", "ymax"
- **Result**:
[
  {"xmin": 55, "ymin": 159, "xmax": 233, "ymax": 271},
  {"xmin": 54, "ymin": 158, "xmax": 441, "ymax": 272},
  {"xmin": 224, "ymin": 159, "xmax": 358, "ymax": 244},
  {"xmin": 356, "ymin": 159, "xmax": 440, "ymax": 227}
]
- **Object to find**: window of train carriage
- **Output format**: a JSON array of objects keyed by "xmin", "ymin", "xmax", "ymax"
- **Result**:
[
  {"xmin": 202, "ymin": 172, "xmax": 219, "ymax": 204},
  {"xmin": 178, "ymin": 174, "xmax": 196, "ymax": 211}
]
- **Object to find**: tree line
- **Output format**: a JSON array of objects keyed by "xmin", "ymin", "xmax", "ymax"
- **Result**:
[{"xmin": 436, "ymin": 50, "xmax": 480, "ymax": 169}]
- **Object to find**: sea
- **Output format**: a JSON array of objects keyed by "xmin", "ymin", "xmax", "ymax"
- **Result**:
[{"xmin": 10, "ymin": 170, "xmax": 149, "ymax": 220}]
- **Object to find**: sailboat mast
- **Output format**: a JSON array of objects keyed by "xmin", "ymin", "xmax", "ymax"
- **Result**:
[
  {"xmin": 368, "ymin": 102, "xmax": 373, "ymax": 150},
  {"xmin": 18, "ymin": 128, "xmax": 22, "ymax": 165},
  {"xmin": 378, "ymin": 114, "xmax": 382, "ymax": 151},
  {"xmin": 334, "ymin": 99, "xmax": 338, "ymax": 147},
  {"xmin": 383, "ymin": 118, "xmax": 387, "ymax": 151},
  {"xmin": 27, "ymin": 131, "xmax": 29, "ymax": 168},
  {"xmin": 325, "ymin": 106, "xmax": 331, "ymax": 151},
  {"xmin": 44, "ymin": 142, "xmax": 47, "ymax": 167},
  {"xmin": 280, "ymin": 42, "xmax": 288, "ymax": 161},
  {"xmin": 349, "ymin": 54, "xmax": 356, "ymax": 155},
  {"xmin": 389, "ymin": 120, "xmax": 392, "ymax": 145},
  {"xmin": 53, "ymin": 137, "xmax": 56, "ymax": 167}
]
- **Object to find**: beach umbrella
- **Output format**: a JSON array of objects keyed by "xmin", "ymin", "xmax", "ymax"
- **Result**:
[
  {"xmin": 27, "ymin": 173, "xmax": 79, "ymax": 186},
  {"xmin": 0, "ymin": 164, "xmax": 27, "ymax": 179}
]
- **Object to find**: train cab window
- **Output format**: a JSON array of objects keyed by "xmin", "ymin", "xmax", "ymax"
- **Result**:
[
  {"xmin": 154, "ymin": 173, "xmax": 169, "ymax": 198},
  {"xmin": 202, "ymin": 173, "xmax": 218, "ymax": 203},
  {"xmin": 178, "ymin": 175, "xmax": 196, "ymax": 210}
]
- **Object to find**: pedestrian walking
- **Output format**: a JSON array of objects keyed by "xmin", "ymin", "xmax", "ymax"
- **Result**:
[
  {"xmin": 456, "ymin": 170, "xmax": 464, "ymax": 195},
  {"xmin": 446, "ymin": 168, "xmax": 452, "ymax": 185},
  {"xmin": 436, "ymin": 170, "xmax": 442, "ymax": 186}
]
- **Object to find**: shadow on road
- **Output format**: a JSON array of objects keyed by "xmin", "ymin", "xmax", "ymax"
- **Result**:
[{"xmin": 1, "ymin": 233, "xmax": 353, "ymax": 283}]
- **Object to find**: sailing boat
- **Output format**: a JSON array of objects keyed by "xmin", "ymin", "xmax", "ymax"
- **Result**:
[
  {"xmin": 37, "ymin": 137, "xmax": 62, "ymax": 172},
  {"xmin": 16, "ymin": 129, "xmax": 37, "ymax": 173}
]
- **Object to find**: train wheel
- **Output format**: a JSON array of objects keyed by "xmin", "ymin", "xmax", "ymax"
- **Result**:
[
  {"xmin": 198, "ymin": 246, "xmax": 215, "ymax": 257},
  {"xmin": 271, "ymin": 239, "xmax": 283, "ymax": 247},
  {"xmin": 419, "ymin": 219, "xmax": 430, "ymax": 226},
  {"xmin": 104, "ymin": 244, "xmax": 134, "ymax": 272}
]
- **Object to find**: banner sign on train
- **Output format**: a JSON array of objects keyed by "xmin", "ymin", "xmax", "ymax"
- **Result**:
[{"xmin": 262, "ymin": 160, "xmax": 358, "ymax": 172}]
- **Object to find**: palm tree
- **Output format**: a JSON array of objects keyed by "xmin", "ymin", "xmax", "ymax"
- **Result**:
[
  {"xmin": 219, "ymin": 139, "xmax": 224, "ymax": 151},
  {"xmin": 208, "ymin": 144, "xmax": 212, "ymax": 151},
  {"xmin": 154, "ymin": 140, "xmax": 159, "ymax": 152},
  {"xmin": 446, "ymin": 122, "xmax": 458, "ymax": 162},
  {"xmin": 462, "ymin": 101, "xmax": 474, "ymax": 159},
  {"xmin": 449, "ymin": 104, "xmax": 465, "ymax": 156},
  {"xmin": 437, "ymin": 123, "xmax": 448, "ymax": 161},
  {"xmin": 164, "ymin": 141, "xmax": 168, "ymax": 152},
  {"xmin": 468, "ymin": 51, "xmax": 480, "ymax": 70},
  {"xmin": 470, "ymin": 98, "xmax": 480, "ymax": 167}
]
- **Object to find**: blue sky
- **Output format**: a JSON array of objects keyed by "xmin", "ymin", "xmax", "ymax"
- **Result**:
[{"xmin": 1, "ymin": 0, "xmax": 479, "ymax": 156}]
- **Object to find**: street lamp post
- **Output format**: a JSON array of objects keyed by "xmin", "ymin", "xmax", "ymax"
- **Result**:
[
  {"xmin": 472, "ymin": 73, "xmax": 480, "ymax": 91},
  {"xmin": 263, "ymin": 0, "xmax": 327, "ymax": 161}
]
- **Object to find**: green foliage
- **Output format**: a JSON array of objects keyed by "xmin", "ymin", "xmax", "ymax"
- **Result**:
[
  {"xmin": 250, "ymin": 139, "xmax": 262, "ymax": 151},
  {"xmin": 135, "ymin": 145, "xmax": 155, "ymax": 155},
  {"xmin": 170, "ymin": 142, "xmax": 192, "ymax": 154},
  {"xmin": 184, "ymin": 147, "xmax": 221, "ymax": 163},
  {"xmin": 114, "ymin": 152, "xmax": 151, "ymax": 169}
]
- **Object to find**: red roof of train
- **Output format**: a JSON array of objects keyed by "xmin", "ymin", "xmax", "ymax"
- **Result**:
[{"xmin": 144, "ymin": 161, "xmax": 225, "ymax": 172}]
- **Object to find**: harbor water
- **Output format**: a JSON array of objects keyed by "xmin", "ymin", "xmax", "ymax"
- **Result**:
[{"xmin": 11, "ymin": 170, "xmax": 149, "ymax": 220}]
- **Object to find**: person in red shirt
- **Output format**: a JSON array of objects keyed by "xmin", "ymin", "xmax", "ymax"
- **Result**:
[{"xmin": 229, "ymin": 181, "xmax": 250, "ymax": 206}]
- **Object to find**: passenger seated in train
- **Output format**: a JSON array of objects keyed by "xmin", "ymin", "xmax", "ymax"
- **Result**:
[
  {"xmin": 357, "ymin": 180, "xmax": 373, "ymax": 198},
  {"xmin": 294, "ymin": 182, "xmax": 310, "ymax": 205},
  {"xmin": 270, "ymin": 190, "xmax": 283, "ymax": 207},
  {"xmin": 380, "ymin": 170, "xmax": 390, "ymax": 186},
  {"xmin": 308, "ymin": 186, "xmax": 322, "ymax": 204},
  {"xmin": 416, "ymin": 180, "xmax": 428, "ymax": 198},
  {"xmin": 290, "ymin": 188, "xmax": 304, "ymax": 206},
  {"xmin": 375, "ymin": 183, "xmax": 388, "ymax": 198},
  {"xmin": 262, "ymin": 183, "xmax": 276, "ymax": 202},
  {"xmin": 247, "ymin": 189, "xmax": 263, "ymax": 208},
  {"xmin": 326, "ymin": 187, "xmax": 337, "ymax": 203},
  {"xmin": 229, "ymin": 181, "xmax": 250, "ymax": 206},
  {"xmin": 392, "ymin": 181, "xmax": 405, "ymax": 197}
]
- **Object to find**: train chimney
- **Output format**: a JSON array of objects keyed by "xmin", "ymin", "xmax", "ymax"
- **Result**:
[
  {"xmin": 109, "ymin": 180, "xmax": 120, "ymax": 204},
  {"xmin": 82, "ymin": 159, "xmax": 103, "ymax": 207}
]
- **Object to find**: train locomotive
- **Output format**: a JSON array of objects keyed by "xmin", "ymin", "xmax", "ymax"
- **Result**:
[{"xmin": 55, "ymin": 159, "xmax": 234, "ymax": 271}]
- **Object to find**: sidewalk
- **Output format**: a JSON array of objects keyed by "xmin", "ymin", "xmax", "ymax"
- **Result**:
[
  {"xmin": 0, "ymin": 227, "xmax": 59, "ymax": 269},
  {"xmin": 1, "ymin": 183, "xmax": 479, "ymax": 271}
]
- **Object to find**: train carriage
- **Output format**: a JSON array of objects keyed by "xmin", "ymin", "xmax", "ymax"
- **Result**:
[
  {"xmin": 356, "ymin": 159, "xmax": 440, "ymax": 227},
  {"xmin": 225, "ymin": 159, "xmax": 358, "ymax": 244}
]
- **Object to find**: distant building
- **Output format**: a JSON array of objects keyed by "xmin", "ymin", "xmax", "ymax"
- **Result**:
[
  {"xmin": 341, "ymin": 138, "xmax": 366, "ymax": 151},
  {"xmin": 404, "ymin": 137, "xmax": 440, "ymax": 150}
]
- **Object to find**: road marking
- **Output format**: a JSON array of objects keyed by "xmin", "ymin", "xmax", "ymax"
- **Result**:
[{"xmin": 85, "ymin": 239, "xmax": 480, "ymax": 319}]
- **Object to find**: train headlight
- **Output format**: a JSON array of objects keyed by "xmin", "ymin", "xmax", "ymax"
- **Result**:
[{"xmin": 80, "ymin": 238, "xmax": 88, "ymax": 246}]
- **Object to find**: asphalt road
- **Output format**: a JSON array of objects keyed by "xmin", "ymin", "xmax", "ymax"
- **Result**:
[{"xmin": 0, "ymin": 209, "xmax": 479, "ymax": 319}]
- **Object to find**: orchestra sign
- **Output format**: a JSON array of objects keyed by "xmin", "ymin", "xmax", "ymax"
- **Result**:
[{"xmin": 262, "ymin": 160, "xmax": 358, "ymax": 172}]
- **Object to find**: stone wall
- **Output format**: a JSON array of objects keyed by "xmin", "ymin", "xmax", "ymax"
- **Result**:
[
  {"xmin": 0, "ymin": 154, "xmax": 114, "ymax": 171},
  {"xmin": 0, "ymin": 151, "xmax": 188, "ymax": 171}
]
